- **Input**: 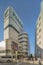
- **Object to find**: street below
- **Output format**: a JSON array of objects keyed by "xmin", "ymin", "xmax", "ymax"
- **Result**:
[{"xmin": 0, "ymin": 62, "xmax": 42, "ymax": 65}]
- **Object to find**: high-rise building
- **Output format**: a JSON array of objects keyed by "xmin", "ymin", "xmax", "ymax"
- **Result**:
[
  {"xmin": 4, "ymin": 7, "xmax": 23, "ymax": 42},
  {"xmin": 35, "ymin": 0, "xmax": 43, "ymax": 59},
  {"xmin": 0, "ymin": 6, "xmax": 29, "ymax": 58},
  {"xmin": 4, "ymin": 6, "xmax": 23, "ymax": 57},
  {"xmin": 0, "ymin": 41, "xmax": 6, "ymax": 56}
]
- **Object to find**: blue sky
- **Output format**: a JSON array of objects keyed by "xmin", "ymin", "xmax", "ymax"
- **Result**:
[{"xmin": 0, "ymin": 0, "xmax": 42, "ymax": 54}]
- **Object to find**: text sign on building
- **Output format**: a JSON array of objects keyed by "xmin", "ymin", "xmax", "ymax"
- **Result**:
[{"xmin": 11, "ymin": 41, "xmax": 18, "ymax": 51}]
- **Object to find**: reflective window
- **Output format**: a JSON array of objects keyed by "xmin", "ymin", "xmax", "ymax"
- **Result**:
[
  {"xmin": 5, "ymin": 9, "xmax": 8, "ymax": 17},
  {"xmin": 39, "ymin": 29, "xmax": 41, "ymax": 32},
  {"xmin": 13, "ymin": 12, "xmax": 15, "ymax": 16},
  {"xmin": 39, "ymin": 16, "xmax": 41, "ymax": 20}
]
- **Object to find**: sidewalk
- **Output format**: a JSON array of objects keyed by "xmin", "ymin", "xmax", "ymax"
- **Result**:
[
  {"xmin": 23, "ymin": 60, "xmax": 39, "ymax": 64},
  {"xmin": 13, "ymin": 59, "xmax": 43, "ymax": 64},
  {"xmin": 23, "ymin": 60, "xmax": 43, "ymax": 64}
]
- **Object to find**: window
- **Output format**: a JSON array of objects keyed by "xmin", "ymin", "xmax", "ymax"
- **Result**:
[
  {"xmin": 19, "ymin": 41, "xmax": 28, "ymax": 43},
  {"xmin": 2, "ymin": 56, "xmax": 12, "ymax": 58},
  {"xmin": 25, "ymin": 52, "xmax": 28, "ymax": 55},
  {"xmin": 18, "ymin": 33, "xmax": 28, "ymax": 37},
  {"xmin": 6, "ymin": 49, "xmax": 10, "ymax": 53},
  {"xmin": 5, "ymin": 9, "xmax": 8, "ymax": 17},
  {"xmin": 15, "ymin": 15, "xmax": 17, "ymax": 20},
  {"xmin": 18, "ymin": 37, "xmax": 28, "ymax": 40},
  {"xmin": 0, "ymin": 51, "xmax": 5, "ymax": 53},
  {"xmin": 13, "ymin": 12, "xmax": 23, "ymax": 27},
  {"xmin": 26, "ymin": 48, "xmax": 28, "ymax": 50},
  {"xmin": 39, "ymin": 16, "xmax": 41, "ymax": 20},
  {"xmin": 39, "ymin": 29, "xmax": 41, "ymax": 32},
  {"xmin": 4, "ymin": 24, "xmax": 19, "ymax": 33},
  {"xmin": 13, "ymin": 12, "xmax": 15, "ymax": 16}
]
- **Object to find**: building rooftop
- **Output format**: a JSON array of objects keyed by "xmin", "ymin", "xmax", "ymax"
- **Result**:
[{"xmin": 4, "ymin": 6, "xmax": 23, "ymax": 27}]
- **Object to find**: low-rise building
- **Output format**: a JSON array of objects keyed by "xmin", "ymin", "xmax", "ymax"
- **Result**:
[{"xmin": 18, "ymin": 32, "xmax": 28, "ymax": 57}]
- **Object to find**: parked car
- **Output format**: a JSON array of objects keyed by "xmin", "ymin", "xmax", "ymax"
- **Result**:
[{"xmin": 0, "ymin": 56, "xmax": 13, "ymax": 62}]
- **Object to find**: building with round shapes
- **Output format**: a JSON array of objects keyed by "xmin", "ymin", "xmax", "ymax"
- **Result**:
[{"xmin": 18, "ymin": 32, "xmax": 28, "ymax": 57}]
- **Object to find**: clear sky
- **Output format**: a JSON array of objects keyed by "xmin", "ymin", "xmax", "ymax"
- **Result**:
[{"xmin": 0, "ymin": 0, "xmax": 42, "ymax": 55}]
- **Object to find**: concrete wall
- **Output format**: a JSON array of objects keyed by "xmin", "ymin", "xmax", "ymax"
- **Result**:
[{"xmin": 36, "ymin": 1, "xmax": 43, "ymax": 59}]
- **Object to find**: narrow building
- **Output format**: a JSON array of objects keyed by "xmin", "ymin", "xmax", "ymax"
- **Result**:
[
  {"xmin": 18, "ymin": 32, "xmax": 28, "ymax": 57},
  {"xmin": 4, "ymin": 6, "xmax": 23, "ymax": 57},
  {"xmin": 35, "ymin": 0, "xmax": 43, "ymax": 60}
]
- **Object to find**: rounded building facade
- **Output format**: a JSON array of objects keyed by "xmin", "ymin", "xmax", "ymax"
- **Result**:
[{"xmin": 18, "ymin": 32, "xmax": 28, "ymax": 57}]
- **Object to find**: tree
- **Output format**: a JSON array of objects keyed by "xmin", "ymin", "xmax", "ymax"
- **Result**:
[{"xmin": 30, "ymin": 54, "xmax": 33, "ymax": 60}]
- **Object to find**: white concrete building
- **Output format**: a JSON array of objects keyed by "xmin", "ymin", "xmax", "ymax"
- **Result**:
[
  {"xmin": 35, "ymin": 0, "xmax": 43, "ymax": 59},
  {"xmin": 18, "ymin": 32, "xmax": 28, "ymax": 57},
  {"xmin": 3, "ymin": 6, "xmax": 23, "ymax": 57},
  {"xmin": 0, "ymin": 6, "xmax": 29, "ymax": 58},
  {"xmin": 4, "ymin": 7, "xmax": 23, "ymax": 43}
]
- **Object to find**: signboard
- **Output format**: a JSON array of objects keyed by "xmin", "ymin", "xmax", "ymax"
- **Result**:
[{"xmin": 11, "ymin": 41, "xmax": 18, "ymax": 50}]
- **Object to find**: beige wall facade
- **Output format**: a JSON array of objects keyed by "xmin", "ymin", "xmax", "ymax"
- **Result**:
[
  {"xmin": 18, "ymin": 32, "xmax": 28, "ymax": 57},
  {"xmin": 36, "ymin": 1, "xmax": 43, "ymax": 59},
  {"xmin": 4, "ymin": 7, "xmax": 23, "ymax": 40},
  {"xmin": 3, "ymin": 6, "xmax": 24, "ymax": 58}
]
